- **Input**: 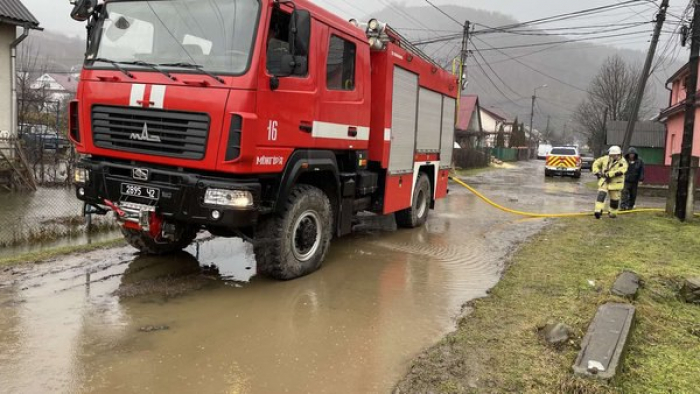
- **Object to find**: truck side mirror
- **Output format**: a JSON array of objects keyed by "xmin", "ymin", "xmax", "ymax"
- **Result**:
[
  {"xmin": 292, "ymin": 9, "xmax": 310, "ymax": 58},
  {"xmin": 70, "ymin": 0, "xmax": 98, "ymax": 22},
  {"xmin": 276, "ymin": 8, "xmax": 309, "ymax": 77}
]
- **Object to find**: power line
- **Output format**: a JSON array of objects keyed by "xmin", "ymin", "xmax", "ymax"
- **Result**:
[
  {"xmin": 473, "ymin": 21, "xmax": 652, "ymax": 36},
  {"xmin": 470, "ymin": 40, "xmax": 523, "ymax": 98},
  {"xmin": 469, "ymin": 54, "xmax": 524, "ymax": 108},
  {"xmin": 471, "ymin": 35, "xmax": 589, "ymax": 93},
  {"xmin": 474, "ymin": 0, "xmax": 653, "ymax": 32},
  {"xmin": 474, "ymin": 31, "xmax": 653, "ymax": 51},
  {"xmin": 422, "ymin": 0, "xmax": 463, "ymax": 27}
]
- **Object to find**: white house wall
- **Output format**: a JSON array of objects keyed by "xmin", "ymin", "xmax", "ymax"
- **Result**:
[{"xmin": 0, "ymin": 24, "xmax": 14, "ymax": 136}]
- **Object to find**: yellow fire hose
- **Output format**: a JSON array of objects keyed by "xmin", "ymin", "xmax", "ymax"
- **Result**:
[{"xmin": 449, "ymin": 176, "xmax": 666, "ymax": 219}]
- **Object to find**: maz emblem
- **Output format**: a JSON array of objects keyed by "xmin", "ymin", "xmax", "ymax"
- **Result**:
[
  {"xmin": 132, "ymin": 168, "xmax": 149, "ymax": 181},
  {"xmin": 130, "ymin": 123, "xmax": 161, "ymax": 143}
]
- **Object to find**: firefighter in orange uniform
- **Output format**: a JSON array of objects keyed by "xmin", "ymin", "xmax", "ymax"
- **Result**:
[{"xmin": 592, "ymin": 146, "xmax": 628, "ymax": 219}]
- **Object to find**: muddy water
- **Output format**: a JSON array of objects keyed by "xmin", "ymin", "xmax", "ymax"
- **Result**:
[{"xmin": 1, "ymin": 161, "xmax": 592, "ymax": 393}]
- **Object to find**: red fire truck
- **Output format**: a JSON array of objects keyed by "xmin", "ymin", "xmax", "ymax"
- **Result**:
[{"xmin": 68, "ymin": 0, "xmax": 457, "ymax": 280}]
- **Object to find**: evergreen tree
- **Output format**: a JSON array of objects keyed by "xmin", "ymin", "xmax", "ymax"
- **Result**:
[
  {"xmin": 496, "ymin": 123, "xmax": 505, "ymax": 148},
  {"xmin": 509, "ymin": 118, "xmax": 520, "ymax": 148}
]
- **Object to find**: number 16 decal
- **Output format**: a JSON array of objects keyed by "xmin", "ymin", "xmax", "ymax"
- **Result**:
[{"xmin": 267, "ymin": 120, "xmax": 278, "ymax": 141}]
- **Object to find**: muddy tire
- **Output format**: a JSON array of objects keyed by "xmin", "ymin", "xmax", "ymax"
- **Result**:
[
  {"xmin": 254, "ymin": 184, "xmax": 333, "ymax": 281},
  {"xmin": 396, "ymin": 173, "xmax": 431, "ymax": 229},
  {"xmin": 121, "ymin": 225, "xmax": 198, "ymax": 255}
]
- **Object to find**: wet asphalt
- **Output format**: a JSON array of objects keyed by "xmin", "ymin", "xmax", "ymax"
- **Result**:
[{"xmin": 0, "ymin": 161, "xmax": 661, "ymax": 393}]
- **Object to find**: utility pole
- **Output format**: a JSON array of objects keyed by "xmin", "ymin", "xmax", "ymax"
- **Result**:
[
  {"xmin": 459, "ymin": 20, "xmax": 470, "ymax": 91},
  {"xmin": 529, "ymin": 95, "xmax": 536, "ymax": 142},
  {"xmin": 454, "ymin": 20, "xmax": 470, "ymax": 124},
  {"xmin": 675, "ymin": 0, "xmax": 700, "ymax": 221},
  {"xmin": 545, "ymin": 115, "xmax": 551, "ymax": 142},
  {"xmin": 622, "ymin": 0, "xmax": 670, "ymax": 152},
  {"xmin": 529, "ymin": 85, "xmax": 547, "ymax": 156},
  {"xmin": 602, "ymin": 107, "xmax": 609, "ymax": 157}
]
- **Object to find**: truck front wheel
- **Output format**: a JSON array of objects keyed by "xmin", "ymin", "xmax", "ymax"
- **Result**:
[
  {"xmin": 254, "ymin": 185, "xmax": 333, "ymax": 281},
  {"xmin": 121, "ymin": 225, "xmax": 198, "ymax": 255},
  {"xmin": 396, "ymin": 173, "xmax": 431, "ymax": 228}
]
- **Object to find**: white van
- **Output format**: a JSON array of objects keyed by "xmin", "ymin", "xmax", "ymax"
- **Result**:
[{"xmin": 537, "ymin": 143, "xmax": 552, "ymax": 160}]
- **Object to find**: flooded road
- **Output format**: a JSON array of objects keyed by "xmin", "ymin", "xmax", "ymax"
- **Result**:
[{"xmin": 1, "ymin": 161, "xmax": 607, "ymax": 393}]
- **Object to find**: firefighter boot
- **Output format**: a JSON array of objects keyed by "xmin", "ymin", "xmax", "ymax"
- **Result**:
[
  {"xmin": 609, "ymin": 195, "xmax": 621, "ymax": 218},
  {"xmin": 594, "ymin": 191, "xmax": 606, "ymax": 219}
]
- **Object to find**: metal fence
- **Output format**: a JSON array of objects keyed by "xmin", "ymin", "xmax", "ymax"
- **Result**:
[
  {"xmin": 453, "ymin": 147, "xmax": 491, "ymax": 169},
  {"xmin": 0, "ymin": 138, "xmax": 117, "ymax": 247}
]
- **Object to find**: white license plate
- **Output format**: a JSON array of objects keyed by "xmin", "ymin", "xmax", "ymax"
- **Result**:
[{"xmin": 121, "ymin": 183, "xmax": 160, "ymax": 200}]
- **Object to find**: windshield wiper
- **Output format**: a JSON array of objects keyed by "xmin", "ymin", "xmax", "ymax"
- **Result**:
[
  {"xmin": 158, "ymin": 62, "xmax": 225, "ymax": 84},
  {"xmin": 121, "ymin": 60, "xmax": 176, "ymax": 81},
  {"xmin": 91, "ymin": 57, "xmax": 134, "ymax": 79}
]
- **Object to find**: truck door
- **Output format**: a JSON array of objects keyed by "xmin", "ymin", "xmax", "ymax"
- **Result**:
[
  {"xmin": 313, "ymin": 27, "xmax": 369, "ymax": 150},
  {"xmin": 256, "ymin": 6, "xmax": 316, "ymax": 158}
]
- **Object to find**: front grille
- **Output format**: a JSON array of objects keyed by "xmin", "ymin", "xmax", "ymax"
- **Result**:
[{"xmin": 92, "ymin": 105, "xmax": 210, "ymax": 160}]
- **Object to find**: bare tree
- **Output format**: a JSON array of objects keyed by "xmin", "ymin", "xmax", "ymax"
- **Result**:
[
  {"xmin": 16, "ymin": 43, "xmax": 52, "ymax": 136},
  {"xmin": 574, "ymin": 55, "xmax": 652, "ymax": 156}
]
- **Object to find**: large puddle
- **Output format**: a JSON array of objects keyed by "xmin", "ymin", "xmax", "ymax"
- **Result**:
[{"xmin": 0, "ymin": 162, "xmax": 607, "ymax": 393}]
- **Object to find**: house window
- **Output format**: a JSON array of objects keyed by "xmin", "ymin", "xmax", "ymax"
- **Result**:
[{"xmin": 326, "ymin": 35, "xmax": 356, "ymax": 91}]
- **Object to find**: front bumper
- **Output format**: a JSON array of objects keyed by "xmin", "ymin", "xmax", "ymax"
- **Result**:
[{"xmin": 75, "ymin": 159, "xmax": 261, "ymax": 228}]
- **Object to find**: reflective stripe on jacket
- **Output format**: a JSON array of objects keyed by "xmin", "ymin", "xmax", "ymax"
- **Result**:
[{"xmin": 592, "ymin": 156, "xmax": 628, "ymax": 191}]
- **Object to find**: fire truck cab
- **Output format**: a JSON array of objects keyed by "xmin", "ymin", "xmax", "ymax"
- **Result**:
[{"xmin": 69, "ymin": 0, "xmax": 457, "ymax": 280}]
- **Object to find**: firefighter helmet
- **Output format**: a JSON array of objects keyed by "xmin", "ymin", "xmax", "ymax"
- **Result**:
[{"xmin": 608, "ymin": 146, "xmax": 622, "ymax": 155}]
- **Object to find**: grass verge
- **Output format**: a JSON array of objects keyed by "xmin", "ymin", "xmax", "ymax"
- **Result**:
[
  {"xmin": 0, "ymin": 238, "xmax": 125, "ymax": 267},
  {"xmin": 396, "ymin": 215, "xmax": 700, "ymax": 394}
]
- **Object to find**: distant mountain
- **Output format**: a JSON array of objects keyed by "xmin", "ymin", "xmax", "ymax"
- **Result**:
[
  {"xmin": 17, "ymin": 30, "xmax": 85, "ymax": 73},
  {"xmin": 17, "ymin": 6, "xmax": 682, "ymax": 134},
  {"xmin": 370, "ymin": 5, "xmax": 683, "ymax": 132}
]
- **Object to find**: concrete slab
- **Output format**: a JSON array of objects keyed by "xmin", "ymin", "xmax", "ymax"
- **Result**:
[
  {"xmin": 681, "ymin": 277, "xmax": 700, "ymax": 304},
  {"xmin": 573, "ymin": 303, "xmax": 636, "ymax": 380},
  {"xmin": 611, "ymin": 271, "xmax": 640, "ymax": 299}
]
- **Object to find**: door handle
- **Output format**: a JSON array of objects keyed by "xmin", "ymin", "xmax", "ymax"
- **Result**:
[
  {"xmin": 299, "ymin": 121, "xmax": 312, "ymax": 133},
  {"xmin": 348, "ymin": 126, "xmax": 358, "ymax": 137}
]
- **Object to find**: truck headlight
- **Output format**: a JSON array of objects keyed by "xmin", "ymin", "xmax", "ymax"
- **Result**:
[
  {"xmin": 204, "ymin": 189, "xmax": 253, "ymax": 207},
  {"xmin": 74, "ymin": 168, "xmax": 89, "ymax": 183}
]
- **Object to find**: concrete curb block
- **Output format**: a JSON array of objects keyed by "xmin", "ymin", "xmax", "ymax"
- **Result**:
[{"xmin": 573, "ymin": 303, "xmax": 636, "ymax": 381}]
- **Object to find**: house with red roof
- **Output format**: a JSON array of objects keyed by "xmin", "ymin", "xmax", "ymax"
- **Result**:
[{"xmin": 455, "ymin": 95, "xmax": 484, "ymax": 148}]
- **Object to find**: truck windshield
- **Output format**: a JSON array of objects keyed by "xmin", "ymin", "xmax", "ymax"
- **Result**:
[{"xmin": 89, "ymin": 0, "xmax": 260, "ymax": 75}]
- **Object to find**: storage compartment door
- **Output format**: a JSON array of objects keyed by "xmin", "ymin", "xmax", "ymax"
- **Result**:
[
  {"xmin": 440, "ymin": 96, "xmax": 456, "ymax": 168},
  {"xmin": 388, "ymin": 67, "xmax": 418, "ymax": 174},
  {"xmin": 416, "ymin": 88, "xmax": 442, "ymax": 153}
]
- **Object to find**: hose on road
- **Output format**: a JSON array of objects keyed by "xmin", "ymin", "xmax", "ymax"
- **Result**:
[{"xmin": 449, "ymin": 176, "xmax": 666, "ymax": 219}]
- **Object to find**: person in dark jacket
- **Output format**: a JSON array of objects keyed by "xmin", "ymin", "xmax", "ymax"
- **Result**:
[{"xmin": 621, "ymin": 147, "xmax": 645, "ymax": 210}]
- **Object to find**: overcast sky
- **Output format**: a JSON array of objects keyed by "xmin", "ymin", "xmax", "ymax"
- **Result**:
[{"xmin": 23, "ymin": 0, "xmax": 689, "ymax": 51}]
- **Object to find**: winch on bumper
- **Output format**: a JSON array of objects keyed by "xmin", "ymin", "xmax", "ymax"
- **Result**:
[{"xmin": 74, "ymin": 159, "xmax": 261, "ymax": 230}]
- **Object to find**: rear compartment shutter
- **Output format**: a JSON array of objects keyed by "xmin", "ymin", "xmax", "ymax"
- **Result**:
[
  {"xmin": 440, "ymin": 96, "xmax": 456, "ymax": 167},
  {"xmin": 389, "ymin": 67, "xmax": 419, "ymax": 174},
  {"xmin": 416, "ymin": 88, "xmax": 442, "ymax": 153}
]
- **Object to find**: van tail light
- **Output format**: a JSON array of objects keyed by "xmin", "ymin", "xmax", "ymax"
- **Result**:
[
  {"xmin": 69, "ymin": 100, "xmax": 80, "ymax": 143},
  {"xmin": 576, "ymin": 156, "xmax": 582, "ymax": 166}
]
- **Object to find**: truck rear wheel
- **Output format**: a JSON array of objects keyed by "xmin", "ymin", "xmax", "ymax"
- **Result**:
[
  {"xmin": 121, "ymin": 225, "xmax": 198, "ymax": 255},
  {"xmin": 254, "ymin": 184, "xmax": 333, "ymax": 281},
  {"xmin": 396, "ymin": 173, "xmax": 431, "ymax": 228}
]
